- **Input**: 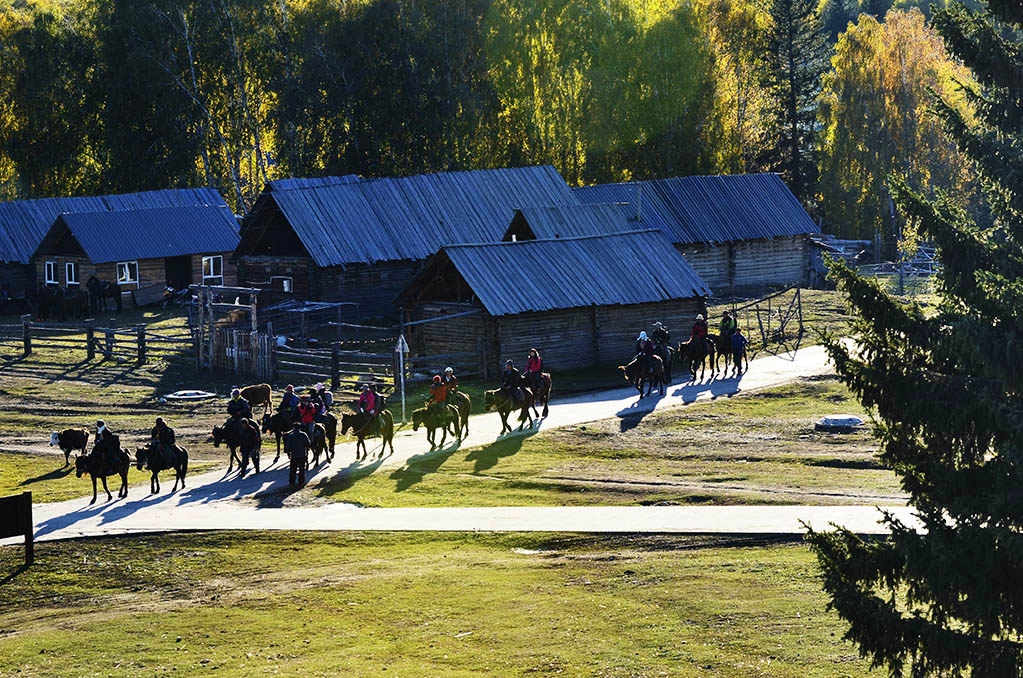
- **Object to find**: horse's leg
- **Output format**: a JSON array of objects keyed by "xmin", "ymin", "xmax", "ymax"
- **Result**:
[
  {"xmin": 91, "ymin": 476, "xmax": 98, "ymax": 504},
  {"xmin": 121, "ymin": 470, "xmax": 129, "ymax": 498},
  {"xmin": 274, "ymin": 433, "xmax": 281, "ymax": 463},
  {"xmin": 102, "ymin": 475, "xmax": 112, "ymax": 501}
]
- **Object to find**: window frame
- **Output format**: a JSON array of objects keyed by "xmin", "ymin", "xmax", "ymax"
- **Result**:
[
  {"xmin": 201, "ymin": 255, "xmax": 224, "ymax": 286},
  {"xmin": 116, "ymin": 261, "xmax": 139, "ymax": 287},
  {"xmin": 271, "ymin": 276, "xmax": 294, "ymax": 293},
  {"xmin": 44, "ymin": 261, "xmax": 58, "ymax": 285},
  {"xmin": 65, "ymin": 262, "xmax": 79, "ymax": 286}
]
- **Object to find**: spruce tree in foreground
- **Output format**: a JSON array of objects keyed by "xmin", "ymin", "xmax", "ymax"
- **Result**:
[
  {"xmin": 807, "ymin": 0, "xmax": 1023, "ymax": 674},
  {"xmin": 761, "ymin": 0, "xmax": 828, "ymax": 202}
]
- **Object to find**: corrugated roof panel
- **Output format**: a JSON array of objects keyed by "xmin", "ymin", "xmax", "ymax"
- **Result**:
[
  {"xmin": 258, "ymin": 166, "xmax": 580, "ymax": 266},
  {"xmin": 0, "ymin": 188, "xmax": 228, "ymax": 264},
  {"xmin": 514, "ymin": 203, "xmax": 642, "ymax": 239},
  {"xmin": 574, "ymin": 174, "xmax": 818, "ymax": 245},
  {"xmin": 53, "ymin": 205, "xmax": 240, "ymax": 263},
  {"xmin": 437, "ymin": 230, "xmax": 710, "ymax": 316},
  {"xmin": 267, "ymin": 175, "xmax": 363, "ymax": 191}
]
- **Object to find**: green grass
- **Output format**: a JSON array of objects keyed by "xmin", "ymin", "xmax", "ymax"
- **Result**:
[
  {"xmin": 316, "ymin": 375, "xmax": 902, "ymax": 508},
  {"xmin": 0, "ymin": 531, "xmax": 870, "ymax": 677}
]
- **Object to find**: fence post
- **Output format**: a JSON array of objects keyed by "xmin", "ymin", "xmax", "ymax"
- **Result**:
[
  {"xmin": 250, "ymin": 331, "xmax": 260, "ymax": 379},
  {"xmin": 21, "ymin": 314, "xmax": 31, "ymax": 355},
  {"xmin": 86, "ymin": 320, "xmax": 95, "ymax": 360},
  {"xmin": 136, "ymin": 325, "xmax": 146, "ymax": 363},
  {"xmin": 232, "ymin": 330, "xmax": 240, "ymax": 375},
  {"xmin": 331, "ymin": 342, "xmax": 340, "ymax": 392},
  {"xmin": 271, "ymin": 336, "xmax": 279, "ymax": 380},
  {"xmin": 104, "ymin": 329, "xmax": 114, "ymax": 359},
  {"xmin": 796, "ymin": 287, "xmax": 804, "ymax": 335}
]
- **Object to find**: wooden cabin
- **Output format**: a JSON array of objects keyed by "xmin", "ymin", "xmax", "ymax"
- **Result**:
[
  {"xmin": 233, "ymin": 166, "xmax": 580, "ymax": 317},
  {"xmin": 32, "ymin": 205, "xmax": 240, "ymax": 307},
  {"xmin": 397, "ymin": 230, "xmax": 711, "ymax": 377},
  {"xmin": 0, "ymin": 188, "xmax": 231, "ymax": 302},
  {"xmin": 573, "ymin": 174, "xmax": 819, "ymax": 295}
]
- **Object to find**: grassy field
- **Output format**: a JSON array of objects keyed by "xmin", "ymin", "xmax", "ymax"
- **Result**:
[
  {"xmin": 315, "ymin": 375, "xmax": 901, "ymax": 508},
  {"xmin": 0, "ymin": 530, "xmax": 870, "ymax": 678}
]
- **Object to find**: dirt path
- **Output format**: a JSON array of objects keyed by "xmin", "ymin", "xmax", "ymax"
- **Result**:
[{"xmin": 1, "ymin": 344, "xmax": 912, "ymax": 543}]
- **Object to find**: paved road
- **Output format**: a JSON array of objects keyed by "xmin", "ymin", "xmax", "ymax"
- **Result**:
[{"xmin": 4, "ymin": 344, "xmax": 912, "ymax": 544}]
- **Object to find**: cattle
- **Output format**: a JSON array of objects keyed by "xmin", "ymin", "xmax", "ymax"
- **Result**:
[
  {"xmin": 49, "ymin": 427, "xmax": 90, "ymax": 466},
  {"xmin": 239, "ymin": 383, "xmax": 272, "ymax": 413}
]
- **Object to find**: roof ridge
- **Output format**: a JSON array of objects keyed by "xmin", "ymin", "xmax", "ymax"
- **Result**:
[{"xmin": 445, "ymin": 228, "xmax": 659, "ymax": 249}]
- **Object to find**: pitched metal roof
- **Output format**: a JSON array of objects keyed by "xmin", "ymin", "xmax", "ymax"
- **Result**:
[
  {"xmin": 41, "ymin": 205, "xmax": 240, "ymax": 264},
  {"xmin": 574, "ymin": 174, "xmax": 818, "ymax": 245},
  {"xmin": 405, "ymin": 230, "xmax": 710, "ymax": 316},
  {"xmin": 0, "ymin": 188, "xmax": 228, "ymax": 264},
  {"xmin": 241, "ymin": 166, "xmax": 580, "ymax": 266},
  {"xmin": 266, "ymin": 175, "xmax": 363, "ymax": 191},
  {"xmin": 509, "ymin": 203, "xmax": 642, "ymax": 240}
]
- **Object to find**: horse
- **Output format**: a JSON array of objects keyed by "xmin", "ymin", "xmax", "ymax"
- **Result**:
[
  {"xmin": 341, "ymin": 410, "xmax": 395, "ymax": 461},
  {"xmin": 708, "ymin": 333, "xmax": 733, "ymax": 373},
  {"xmin": 86, "ymin": 276, "xmax": 122, "ymax": 314},
  {"xmin": 75, "ymin": 437, "xmax": 130, "ymax": 504},
  {"xmin": 412, "ymin": 404, "xmax": 461, "ymax": 449},
  {"xmin": 526, "ymin": 373, "xmax": 553, "ymax": 419},
  {"xmin": 308, "ymin": 422, "xmax": 329, "ymax": 465},
  {"xmin": 484, "ymin": 387, "xmax": 534, "ymax": 434},
  {"xmin": 135, "ymin": 442, "xmax": 188, "ymax": 494},
  {"xmin": 655, "ymin": 344, "xmax": 675, "ymax": 383},
  {"xmin": 261, "ymin": 410, "xmax": 291, "ymax": 462},
  {"xmin": 618, "ymin": 354, "xmax": 666, "ymax": 397},
  {"xmin": 448, "ymin": 390, "xmax": 472, "ymax": 438},
  {"xmin": 211, "ymin": 418, "xmax": 261, "ymax": 476},
  {"xmin": 677, "ymin": 336, "xmax": 715, "ymax": 381}
]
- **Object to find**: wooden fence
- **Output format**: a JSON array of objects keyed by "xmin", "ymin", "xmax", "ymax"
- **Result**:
[
  {"xmin": 730, "ymin": 285, "xmax": 804, "ymax": 348},
  {"xmin": 4, "ymin": 315, "xmax": 195, "ymax": 363}
]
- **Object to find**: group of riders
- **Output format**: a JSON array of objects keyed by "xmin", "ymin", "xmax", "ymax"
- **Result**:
[
  {"xmin": 420, "ymin": 347, "xmax": 545, "ymax": 417},
  {"xmin": 634, "ymin": 310, "xmax": 750, "ymax": 377}
]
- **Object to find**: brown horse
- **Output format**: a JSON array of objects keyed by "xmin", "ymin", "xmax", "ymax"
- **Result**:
[
  {"xmin": 708, "ymin": 333, "xmax": 734, "ymax": 372},
  {"xmin": 211, "ymin": 419, "xmax": 261, "ymax": 476},
  {"xmin": 677, "ymin": 337, "xmax": 715, "ymax": 381},
  {"xmin": 448, "ymin": 390, "xmax": 472, "ymax": 438},
  {"xmin": 618, "ymin": 355, "xmax": 665, "ymax": 396},
  {"xmin": 484, "ymin": 387, "xmax": 534, "ymax": 434},
  {"xmin": 135, "ymin": 443, "xmax": 188, "ymax": 494},
  {"xmin": 412, "ymin": 404, "xmax": 461, "ymax": 449},
  {"xmin": 341, "ymin": 410, "xmax": 395, "ymax": 460},
  {"xmin": 525, "ymin": 373, "xmax": 553, "ymax": 418},
  {"xmin": 75, "ymin": 439, "xmax": 130, "ymax": 504}
]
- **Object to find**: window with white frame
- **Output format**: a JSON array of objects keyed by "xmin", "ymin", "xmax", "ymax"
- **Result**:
[
  {"xmin": 271, "ymin": 276, "xmax": 293, "ymax": 293},
  {"xmin": 202, "ymin": 255, "xmax": 224, "ymax": 285},
  {"xmin": 44, "ymin": 261, "xmax": 57, "ymax": 285},
  {"xmin": 66, "ymin": 262, "xmax": 79, "ymax": 285},
  {"xmin": 116, "ymin": 261, "xmax": 139, "ymax": 285}
]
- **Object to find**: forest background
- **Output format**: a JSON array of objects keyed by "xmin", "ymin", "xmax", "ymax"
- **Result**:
[{"xmin": 0, "ymin": 0, "xmax": 992, "ymax": 241}]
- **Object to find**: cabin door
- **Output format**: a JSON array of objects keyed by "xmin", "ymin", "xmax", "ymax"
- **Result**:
[{"xmin": 164, "ymin": 255, "xmax": 192, "ymax": 290}]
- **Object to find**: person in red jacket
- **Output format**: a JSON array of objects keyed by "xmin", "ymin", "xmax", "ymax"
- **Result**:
[
  {"xmin": 691, "ymin": 314, "xmax": 708, "ymax": 339},
  {"xmin": 428, "ymin": 375, "xmax": 447, "ymax": 415},
  {"xmin": 524, "ymin": 348, "xmax": 543, "ymax": 393},
  {"xmin": 358, "ymin": 384, "xmax": 377, "ymax": 416},
  {"xmin": 297, "ymin": 394, "xmax": 318, "ymax": 438}
]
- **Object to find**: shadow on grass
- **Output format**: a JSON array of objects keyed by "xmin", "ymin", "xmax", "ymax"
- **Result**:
[
  {"xmin": 0, "ymin": 562, "xmax": 30, "ymax": 586},
  {"xmin": 389, "ymin": 439, "xmax": 462, "ymax": 492},
  {"xmin": 317, "ymin": 456, "xmax": 386, "ymax": 497},
  {"xmin": 19, "ymin": 465, "xmax": 73, "ymax": 486},
  {"xmin": 464, "ymin": 431, "xmax": 533, "ymax": 474}
]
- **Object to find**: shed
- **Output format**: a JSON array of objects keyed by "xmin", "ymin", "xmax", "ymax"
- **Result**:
[
  {"xmin": 0, "ymin": 188, "xmax": 229, "ymax": 300},
  {"xmin": 397, "ymin": 230, "xmax": 711, "ymax": 376},
  {"xmin": 233, "ymin": 166, "xmax": 580, "ymax": 315},
  {"xmin": 573, "ymin": 174, "xmax": 819, "ymax": 294},
  {"xmin": 32, "ymin": 204, "xmax": 241, "ymax": 307}
]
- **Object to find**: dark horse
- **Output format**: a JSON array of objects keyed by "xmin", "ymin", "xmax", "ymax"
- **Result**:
[
  {"xmin": 211, "ymin": 419, "xmax": 261, "ymax": 476},
  {"xmin": 484, "ymin": 387, "xmax": 535, "ymax": 434},
  {"xmin": 75, "ymin": 435, "xmax": 130, "ymax": 504},
  {"xmin": 447, "ymin": 390, "xmax": 472, "ymax": 438},
  {"xmin": 135, "ymin": 442, "xmax": 188, "ymax": 494},
  {"xmin": 86, "ymin": 276, "xmax": 122, "ymax": 314},
  {"xmin": 262, "ymin": 410, "xmax": 336, "ymax": 463},
  {"xmin": 677, "ymin": 337, "xmax": 715, "ymax": 381},
  {"xmin": 527, "ymin": 372, "xmax": 553, "ymax": 419},
  {"xmin": 412, "ymin": 404, "xmax": 461, "ymax": 449},
  {"xmin": 618, "ymin": 354, "xmax": 666, "ymax": 396},
  {"xmin": 341, "ymin": 410, "xmax": 395, "ymax": 461}
]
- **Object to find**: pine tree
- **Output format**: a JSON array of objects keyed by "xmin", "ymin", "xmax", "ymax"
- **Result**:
[
  {"xmin": 761, "ymin": 0, "xmax": 828, "ymax": 201},
  {"xmin": 807, "ymin": 0, "xmax": 1023, "ymax": 674}
]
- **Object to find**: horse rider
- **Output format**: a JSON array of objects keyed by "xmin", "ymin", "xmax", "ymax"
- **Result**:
[
  {"xmin": 227, "ymin": 388, "xmax": 252, "ymax": 428},
  {"xmin": 524, "ymin": 348, "xmax": 543, "ymax": 394},
  {"xmin": 635, "ymin": 331, "xmax": 655, "ymax": 374},
  {"xmin": 278, "ymin": 384, "xmax": 300, "ymax": 421},
  {"xmin": 150, "ymin": 417, "xmax": 178, "ymax": 467},
  {"xmin": 731, "ymin": 327, "xmax": 749, "ymax": 377},
  {"xmin": 719, "ymin": 310, "xmax": 737, "ymax": 337},
  {"xmin": 297, "ymin": 394, "xmax": 318, "ymax": 438},
  {"xmin": 691, "ymin": 314, "xmax": 712, "ymax": 356},
  {"xmin": 428, "ymin": 375, "xmax": 448, "ymax": 415},
  {"xmin": 358, "ymin": 384, "xmax": 378, "ymax": 419},
  {"xmin": 442, "ymin": 367, "xmax": 458, "ymax": 403},
  {"xmin": 501, "ymin": 359, "xmax": 524, "ymax": 405},
  {"xmin": 651, "ymin": 322, "xmax": 671, "ymax": 368},
  {"xmin": 314, "ymin": 382, "xmax": 333, "ymax": 413},
  {"xmin": 284, "ymin": 421, "xmax": 312, "ymax": 487},
  {"xmin": 95, "ymin": 419, "xmax": 119, "ymax": 471}
]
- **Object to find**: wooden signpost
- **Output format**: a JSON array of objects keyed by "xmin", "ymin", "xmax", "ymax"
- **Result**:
[{"xmin": 0, "ymin": 491, "xmax": 33, "ymax": 566}]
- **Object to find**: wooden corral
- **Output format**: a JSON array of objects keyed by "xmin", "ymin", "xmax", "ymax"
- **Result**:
[
  {"xmin": 32, "ymin": 205, "xmax": 240, "ymax": 309},
  {"xmin": 233, "ymin": 166, "xmax": 579, "ymax": 318},
  {"xmin": 398, "ymin": 231, "xmax": 710, "ymax": 377}
]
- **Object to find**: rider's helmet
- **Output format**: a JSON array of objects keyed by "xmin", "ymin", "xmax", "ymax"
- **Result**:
[
  {"xmin": 637, "ymin": 331, "xmax": 648, "ymax": 341},
  {"xmin": 155, "ymin": 417, "xmax": 164, "ymax": 426},
  {"xmin": 96, "ymin": 419, "xmax": 105, "ymax": 429},
  {"xmin": 696, "ymin": 315, "xmax": 704, "ymax": 321},
  {"xmin": 315, "ymin": 382, "xmax": 324, "ymax": 391},
  {"xmin": 433, "ymin": 375, "xmax": 442, "ymax": 384},
  {"xmin": 506, "ymin": 359, "xmax": 514, "ymax": 367},
  {"xmin": 231, "ymin": 388, "xmax": 241, "ymax": 397},
  {"xmin": 444, "ymin": 366, "xmax": 453, "ymax": 375},
  {"xmin": 361, "ymin": 384, "xmax": 369, "ymax": 392},
  {"xmin": 285, "ymin": 384, "xmax": 294, "ymax": 392}
]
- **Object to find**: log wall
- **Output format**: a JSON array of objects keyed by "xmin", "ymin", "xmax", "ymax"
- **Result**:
[
  {"xmin": 0, "ymin": 264, "xmax": 35, "ymax": 298},
  {"xmin": 678, "ymin": 236, "xmax": 809, "ymax": 295},
  {"xmin": 677, "ymin": 244, "xmax": 729, "ymax": 291}
]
